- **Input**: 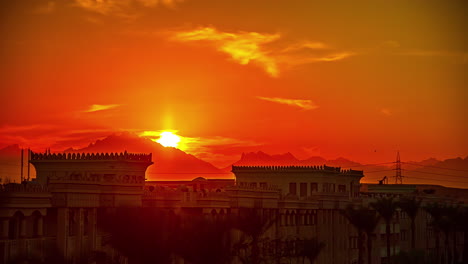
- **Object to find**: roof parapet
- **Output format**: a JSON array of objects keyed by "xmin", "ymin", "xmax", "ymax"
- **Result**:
[
  {"xmin": 30, "ymin": 151, "xmax": 152, "ymax": 162},
  {"xmin": 231, "ymin": 165, "xmax": 363, "ymax": 176}
]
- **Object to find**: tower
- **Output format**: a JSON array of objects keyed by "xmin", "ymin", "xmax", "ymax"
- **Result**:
[{"xmin": 395, "ymin": 151, "xmax": 403, "ymax": 184}]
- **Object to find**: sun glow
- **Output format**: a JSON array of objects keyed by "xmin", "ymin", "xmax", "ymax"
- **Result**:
[{"xmin": 156, "ymin": 131, "xmax": 181, "ymax": 148}]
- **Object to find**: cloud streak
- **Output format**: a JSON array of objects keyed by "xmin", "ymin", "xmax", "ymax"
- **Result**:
[
  {"xmin": 73, "ymin": 0, "xmax": 183, "ymax": 17},
  {"xmin": 170, "ymin": 26, "xmax": 353, "ymax": 77},
  {"xmin": 257, "ymin": 96, "xmax": 318, "ymax": 110},
  {"xmin": 173, "ymin": 27, "xmax": 280, "ymax": 76},
  {"xmin": 84, "ymin": 104, "xmax": 121, "ymax": 113}
]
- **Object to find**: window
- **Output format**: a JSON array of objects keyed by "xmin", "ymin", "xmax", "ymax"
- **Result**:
[
  {"xmin": 83, "ymin": 210, "xmax": 89, "ymax": 236},
  {"xmin": 338, "ymin": 184, "xmax": 346, "ymax": 193},
  {"xmin": 289, "ymin": 183, "xmax": 297, "ymax": 195},
  {"xmin": 401, "ymin": 229, "xmax": 407, "ymax": 241},
  {"xmin": 69, "ymin": 209, "xmax": 76, "ymax": 236},
  {"xmin": 250, "ymin": 182, "xmax": 257, "ymax": 188},
  {"xmin": 349, "ymin": 236, "xmax": 358, "ymax": 249},
  {"xmin": 300, "ymin": 183, "xmax": 307, "ymax": 197},
  {"xmin": 322, "ymin": 183, "xmax": 328, "ymax": 192},
  {"xmin": 311, "ymin": 182, "xmax": 318, "ymax": 193},
  {"xmin": 259, "ymin": 182, "xmax": 267, "ymax": 188},
  {"xmin": 401, "ymin": 211, "xmax": 407, "ymax": 219}
]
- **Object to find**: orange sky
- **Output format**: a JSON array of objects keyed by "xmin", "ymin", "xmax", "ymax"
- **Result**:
[{"xmin": 0, "ymin": 0, "xmax": 467, "ymax": 168}]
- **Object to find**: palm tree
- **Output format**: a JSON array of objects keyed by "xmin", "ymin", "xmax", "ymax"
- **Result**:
[
  {"xmin": 174, "ymin": 214, "xmax": 233, "ymax": 264},
  {"xmin": 297, "ymin": 238, "xmax": 325, "ymax": 264},
  {"xmin": 371, "ymin": 197, "xmax": 398, "ymax": 260},
  {"xmin": 97, "ymin": 207, "xmax": 177, "ymax": 264},
  {"xmin": 341, "ymin": 204, "xmax": 368, "ymax": 264},
  {"xmin": 231, "ymin": 208, "xmax": 277, "ymax": 264},
  {"xmin": 398, "ymin": 196, "xmax": 422, "ymax": 249},
  {"xmin": 457, "ymin": 207, "xmax": 468, "ymax": 264},
  {"xmin": 441, "ymin": 205, "xmax": 459, "ymax": 264},
  {"xmin": 362, "ymin": 209, "xmax": 380, "ymax": 264},
  {"xmin": 424, "ymin": 202, "xmax": 445, "ymax": 264}
]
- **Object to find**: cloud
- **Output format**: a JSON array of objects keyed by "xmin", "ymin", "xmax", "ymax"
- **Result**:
[
  {"xmin": 73, "ymin": 0, "xmax": 183, "ymax": 18},
  {"xmin": 33, "ymin": 1, "xmax": 56, "ymax": 14},
  {"xmin": 170, "ymin": 26, "xmax": 353, "ymax": 77},
  {"xmin": 139, "ymin": 130, "xmax": 262, "ymax": 167},
  {"xmin": 84, "ymin": 104, "xmax": 121, "ymax": 113},
  {"xmin": 380, "ymin": 108, "xmax": 392, "ymax": 116},
  {"xmin": 173, "ymin": 27, "xmax": 280, "ymax": 76},
  {"xmin": 257, "ymin": 96, "xmax": 319, "ymax": 110}
]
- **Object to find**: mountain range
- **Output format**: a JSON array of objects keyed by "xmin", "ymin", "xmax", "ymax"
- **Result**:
[{"xmin": 1, "ymin": 133, "xmax": 467, "ymax": 188}]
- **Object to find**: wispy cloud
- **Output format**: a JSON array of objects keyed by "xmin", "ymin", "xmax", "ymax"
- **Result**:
[
  {"xmin": 257, "ymin": 96, "xmax": 318, "ymax": 110},
  {"xmin": 33, "ymin": 1, "xmax": 56, "ymax": 14},
  {"xmin": 84, "ymin": 104, "xmax": 121, "ymax": 113},
  {"xmin": 173, "ymin": 27, "xmax": 280, "ymax": 76},
  {"xmin": 73, "ymin": 0, "xmax": 183, "ymax": 17},
  {"xmin": 380, "ymin": 108, "xmax": 392, "ymax": 116},
  {"xmin": 170, "ymin": 26, "xmax": 353, "ymax": 77},
  {"xmin": 139, "ymin": 130, "xmax": 261, "ymax": 167}
]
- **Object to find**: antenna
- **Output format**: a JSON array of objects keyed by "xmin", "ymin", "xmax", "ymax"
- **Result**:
[
  {"xmin": 395, "ymin": 151, "xmax": 403, "ymax": 184},
  {"xmin": 27, "ymin": 148, "xmax": 31, "ymax": 181},
  {"xmin": 20, "ymin": 148, "xmax": 24, "ymax": 182}
]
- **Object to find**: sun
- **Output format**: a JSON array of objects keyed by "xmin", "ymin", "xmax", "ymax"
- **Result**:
[{"xmin": 157, "ymin": 131, "xmax": 181, "ymax": 148}]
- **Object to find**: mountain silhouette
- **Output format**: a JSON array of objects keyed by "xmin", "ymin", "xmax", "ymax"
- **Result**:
[
  {"xmin": 1, "ymin": 138, "xmax": 468, "ymax": 188},
  {"xmin": 66, "ymin": 133, "xmax": 225, "ymax": 180},
  {"xmin": 231, "ymin": 151, "xmax": 362, "ymax": 167}
]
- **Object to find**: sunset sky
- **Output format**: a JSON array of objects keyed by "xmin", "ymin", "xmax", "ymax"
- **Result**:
[{"xmin": 1, "ymin": 0, "xmax": 467, "ymax": 168}]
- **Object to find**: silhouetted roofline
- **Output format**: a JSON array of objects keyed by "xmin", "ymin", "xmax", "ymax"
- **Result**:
[
  {"xmin": 231, "ymin": 165, "xmax": 363, "ymax": 176},
  {"xmin": 30, "ymin": 151, "xmax": 152, "ymax": 162}
]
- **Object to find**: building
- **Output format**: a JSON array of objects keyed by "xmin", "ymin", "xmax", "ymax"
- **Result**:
[
  {"xmin": 1, "ymin": 151, "xmax": 467, "ymax": 264},
  {"xmin": 1, "ymin": 151, "xmax": 152, "ymax": 263}
]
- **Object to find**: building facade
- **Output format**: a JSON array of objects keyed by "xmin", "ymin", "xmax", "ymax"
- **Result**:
[{"xmin": 1, "ymin": 152, "xmax": 467, "ymax": 264}]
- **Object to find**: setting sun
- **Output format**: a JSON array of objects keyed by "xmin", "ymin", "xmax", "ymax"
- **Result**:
[{"xmin": 157, "ymin": 131, "xmax": 181, "ymax": 148}]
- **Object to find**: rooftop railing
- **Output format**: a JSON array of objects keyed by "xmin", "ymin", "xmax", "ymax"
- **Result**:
[
  {"xmin": 232, "ymin": 165, "xmax": 363, "ymax": 175},
  {"xmin": 30, "ymin": 151, "xmax": 152, "ymax": 162}
]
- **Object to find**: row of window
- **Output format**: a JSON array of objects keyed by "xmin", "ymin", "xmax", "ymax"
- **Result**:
[
  {"xmin": 280, "ymin": 213, "xmax": 317, "ymax": 226},
  {"xmin": 289, "ymin": 182, "xmax": 347, "ymax": 196}
]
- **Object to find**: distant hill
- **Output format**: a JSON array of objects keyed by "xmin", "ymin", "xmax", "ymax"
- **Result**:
[
  {"xmin": 223, "ymin": 151, "xmax": 468, "ymax": 189},
  {"xmin": 1, "ymin": 136, "xmax": 467, "ymax": 188},
  {"xmin": 0, "ymin": 133, "xmax": 227, "ymax": 182},
  {"xmin": 228, "ymin": 151, "xmax": 363, "ymax": 168},
  {"xmin": 0, "ymin": 144, "xmax": 25, "ymax": 183},
  {"xmin": 66, "ymin": 133, "xmax": 226, "ymax": 180}
]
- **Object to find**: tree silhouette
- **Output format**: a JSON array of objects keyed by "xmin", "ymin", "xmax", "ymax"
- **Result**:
[
  {"xmin": 397, "ymin": 196, "xmax": 421, "ymax": 249},
  {"xmin": 341, "ymin": 204, "xmax": 368, "ymax": 264},
  {"xmin": 231, "ymin": 208, "xmax": 277, "ymax": 264},
  {"xmin": 424, "ymin": 202, "xmax": 445, "ymax": 264},
  {"xmin": 457, "ymin": 207, "xmax": 468, "ymax": 264},
  {"xmin": 362, "ymin": 209, "xmax": 380, "ymax": 264},
  {"xmin": 297, "ymin": 238, "xmax": 325, "ymax": 264},
  {"xmin": 98, "ymin": 207, "xmax": 177, "ymax": 264},
  {"xmin": 174, "ymin": 213, "xmax": 233, "ymax": 264},
  {"xmin": 371, "ymin": 197, "xmax": 398, "ymax": 260}
]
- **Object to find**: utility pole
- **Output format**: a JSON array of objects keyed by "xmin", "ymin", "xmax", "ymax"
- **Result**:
[
  {"xmin": 395, "ymin": 151, "xmax": 403, "ymax": 184},
  {"xmin": 27, "ymin": 148, "xmax": 31, "ymax": 181},
  {"xmin": 20, "ymin": 148, "xmax": 24, "ymax": 182}
]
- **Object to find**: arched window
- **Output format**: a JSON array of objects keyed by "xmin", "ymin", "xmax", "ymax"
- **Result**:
[
  {"xmin": 32, "ymin": 211, "xmax": 42, "ymax": 237},
  {"xmin": 83, "ymin": 210, "xmax": 89, "ymax": 236},
  {"xmin": 69, "ymin": 209, "xmax": 76, "ymax": 236},
  {"xmin": 8, "ymin": 211, "xmax": 24, "ymax": 239},
  {"xmin": 291, "ymin": 211, "xmax": 296, "ymax": 226}
]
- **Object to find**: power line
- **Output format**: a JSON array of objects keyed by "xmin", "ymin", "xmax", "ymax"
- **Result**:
[
  {"xmin": 146, "ymin": 172, "xmax": 233, "ymax": 175},
  {"xmin": 403, "ymin": 175, "xmax": 468, "ymax": 184},
  {"xmin": 347, "ymin": 162, "xmax": 395, "ymax": 168},
  {"xmin": 402, "ymin": 162, "xmax": 468, "ymax": 172},
  {"xmin": 402, "ymin": 169, "xmax": 468, "ymax": 179},
  {"xmin": 364, "ymin": 169, "xmax": 395, "ymax": 173}
]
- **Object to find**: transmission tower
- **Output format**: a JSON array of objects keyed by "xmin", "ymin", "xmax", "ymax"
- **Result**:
[{"xmin": 395, "ymin": 151, "xmax": 403, "ymax": 184}]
